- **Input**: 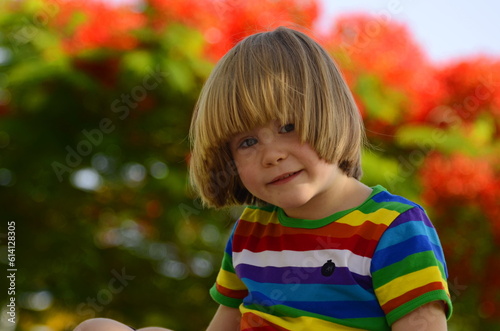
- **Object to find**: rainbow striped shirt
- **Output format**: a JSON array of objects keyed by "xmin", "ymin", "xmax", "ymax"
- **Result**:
[{"xmin": 210, "ymin": 185, "xmax": 452, "ymax": 330}]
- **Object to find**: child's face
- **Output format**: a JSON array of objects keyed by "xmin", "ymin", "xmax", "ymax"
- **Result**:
[{"xmin": 229, "ymin": 120, "xmax": 346, "ymax": 219}]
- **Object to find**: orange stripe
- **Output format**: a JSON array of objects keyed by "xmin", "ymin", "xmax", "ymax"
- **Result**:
[
  {"xmin": 216, "ymin": 283, "xmax": 248, "ymax": 299},
  {"xmin": 237, "ymin": 218, "xmax": 388, "ymax": 241},
  {"xmin": 381, "ymin": 282, "xmax": 446, "ymax": 313}
]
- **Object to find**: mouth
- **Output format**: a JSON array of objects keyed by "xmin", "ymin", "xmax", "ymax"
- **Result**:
[{"xmin": 268, "ymin": 170, "xmax": 303, "ymax": 185}]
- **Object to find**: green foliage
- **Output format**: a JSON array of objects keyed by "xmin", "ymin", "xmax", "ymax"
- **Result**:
[
  {"xmin": 0, "ymin": 3, "xmax": 225, "ymax": 330},
  {"xmin": 1, "ymin": 1, "xmax": 499, "ymax": 330}
]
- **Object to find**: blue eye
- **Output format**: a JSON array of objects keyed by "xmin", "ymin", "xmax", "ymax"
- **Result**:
[
  {"xmin": 239, "ymin": 137, "xmax": 258, "ymax": 148},
  {"xmin": 279, "ymin": 123, "xmax": 295, "ymax": 133}
]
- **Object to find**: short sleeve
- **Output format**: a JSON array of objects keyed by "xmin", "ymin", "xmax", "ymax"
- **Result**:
[
  {"xmin": 371, "ymin": 206, "xmax": 453, "ymax": 325},
  {"xmin": 209, "ymin": 221, "xmax": 248, "ymax": 308}
]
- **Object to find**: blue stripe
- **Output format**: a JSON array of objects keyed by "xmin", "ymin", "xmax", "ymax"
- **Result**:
[
  {"xmin": 372, "ymin": 190, "xmax": 420, "ymax": 207},
  {"xmin": 235, "ymin": 265, "xmax": 373, "ymax": 289},
  {"xmin": 224, "ymin": 237, "xmax": 233, "ymax": 255},
  {"xmin": 224, "ymin": 220, "xmax": 239, "ymax": 254},
  {"xmin": 376, "ymin": 221, "xmax": 441, "ymax": 251},
  {"xmin": 373, "ymin": 207, "xmax": 447, "ymax": 269},
  {"xmin": 244, "ymin": 291, "xmax": 385, "ymax": 319},
  {"xmin": 376, "ymin": 220, "xmax": 445, "ymax": 267},
  {"xmin": 371, "ymin": 235, "xmax": 439, "ymax": 271},
  {"xmin": 241, "ymin": 279, "xmax": 375, "ymax": 302},
  {"xmin": 289, "ymin": 299, "xmax": 385, "ymax": 319}
]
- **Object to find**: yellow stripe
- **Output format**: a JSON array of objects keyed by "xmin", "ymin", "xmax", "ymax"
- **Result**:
[
  {"xmin": 336, "ymin": 209, "xmax": 400, "ymax": 227},
  {"xmin": 242, "ymin": 207, "xmax": 399, "ymax": 227},
  {"xmin": 241, "ymin": 208, "xmax": 280, "ymax": 225},
  {"xmin": 216, "ymin": 269, "xmax": 247, "ymax": 290},
  {"xmin": 375, "ymin": 266, "xmax": 446, "ymax": 306},
  {"xmin": 240, "ymin": 306, "xmax": 361, "ymax": 331}
]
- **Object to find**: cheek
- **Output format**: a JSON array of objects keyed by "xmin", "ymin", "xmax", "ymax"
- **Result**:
[
  {"xmin": 233, "ymin": 149, "xmax": 259, "ymax": 180},
  {"xmin": 236, "ymin": 164, "xmax": 258, "ymax": 190},
  {"xmin": 294, "ymin": 149, "xmax": 322, "ymax": 172},
  {"xmin": 237, "ymin": 166, "xmax": 251, "ymax": 183}
]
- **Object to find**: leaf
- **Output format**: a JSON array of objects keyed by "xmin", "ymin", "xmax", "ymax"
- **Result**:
[
  {"xmin": 395, "ymin": 119, "xmax": 494, "ymax": 156},
  {"xmin": 355, "ymin": 74, "xmax": 406, "ymax": 124}
]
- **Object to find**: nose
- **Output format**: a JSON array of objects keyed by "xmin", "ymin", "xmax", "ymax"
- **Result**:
[
  {"xmin": 256, "ymin": 126, "xmax": 288, "ymax": 167},
  {"xmin": 261, "ymin": 142, "xmax": 287, "ymax": 167}
]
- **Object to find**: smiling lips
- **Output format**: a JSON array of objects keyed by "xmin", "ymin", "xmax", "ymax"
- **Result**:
[{"xmin": 268, "ymin": 170, "xmax": 303, "ymax": 185}]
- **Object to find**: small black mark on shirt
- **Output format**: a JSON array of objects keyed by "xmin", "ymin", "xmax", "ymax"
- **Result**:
[{"xmin": 321, "ymin": 259, "xmax": 336, "ymax": 277}]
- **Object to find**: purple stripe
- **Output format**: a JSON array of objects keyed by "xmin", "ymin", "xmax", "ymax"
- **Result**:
[
  {"xmin": 390, "ymin": 207, "xmax": 433, "ymax": 228},
  {"xmin": 235, "ymin": 264, "xmax": 373, "ymax": 290}
]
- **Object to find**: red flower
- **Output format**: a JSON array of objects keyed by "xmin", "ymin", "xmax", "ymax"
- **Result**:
[
  {"xmin": 420, "ymin": 152, "xmax": 495, "ymax": 205},
  {"xmin": 325, "ymin": 14, "xmax": 444, "ymax": 131},
  {"xmin": 420, "ymin": 152, "xmax": 500, "ymax": 242},
  {"xmin": 424, "ymin": 58, "xmax": 500, "ymax": 126},
  {"xmin": 48, "ymin": 0, "xmax": 146, "ymax": 54},
  {"xmin": 148, "ymin": 0, "xmax": 319, "ymax": 60}
]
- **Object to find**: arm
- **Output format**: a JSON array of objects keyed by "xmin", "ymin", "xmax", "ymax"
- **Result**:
[
  {"xmin": 392, "ymin": 301, "xmax": 447, "ymax": 331},
  {"xmin": 372, "ymin": 207, "xmax": 452, "ymax": 326},
  {"xmin": 206, "ymin": 305, "xmax": 241, "ymax": 331}
]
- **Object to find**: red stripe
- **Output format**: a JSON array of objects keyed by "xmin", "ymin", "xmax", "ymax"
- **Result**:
[
  {"xmin": 216, "ymin": 283, "xmax": 248, "ymax": 299},
  {"xmin": 381, "ymin": 282, "xmax": 446, "ymax": 314},
  {"xmin": 237, "ymin": 218, "xmax": 387, "ymax": 241},
  {"xmin": 233, "ymin": 233, "xmax": 379, "ymax": 258}
]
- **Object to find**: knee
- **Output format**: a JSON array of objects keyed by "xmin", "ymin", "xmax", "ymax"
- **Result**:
[{"xmin": 74, "ymin": 318, "xmax": 130, "ymax": 331}]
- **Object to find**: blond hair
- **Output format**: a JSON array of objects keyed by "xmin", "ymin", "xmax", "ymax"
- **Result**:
[{"xmin": 189, "ymin": 26, "xmax": 364, "ymax": 208}]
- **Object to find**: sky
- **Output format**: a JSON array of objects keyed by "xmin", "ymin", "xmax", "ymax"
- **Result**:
[{"xmin": 314, "ymin": 0, "xmax": 500, "ymax": 64}]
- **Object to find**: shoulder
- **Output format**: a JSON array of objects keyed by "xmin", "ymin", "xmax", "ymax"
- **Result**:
[
  {"xmin": 368, "ymin": 186, "xmax": 431, "ymax": 227},
  {"xmin": 369, "ymin": 191, "xmax": 451, "ymax": 325},
  {"xmin": 370, "ymin": 188, "xmax": 445, "ymax": 270},
  {"xmin": 370, "ymin": 185, "xmax": 424, "ymax": 213}
]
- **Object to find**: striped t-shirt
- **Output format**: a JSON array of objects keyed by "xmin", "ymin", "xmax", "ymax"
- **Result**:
[{"xmin": 210, "ymin": 185, "xmax": 452, "ymax": 330}]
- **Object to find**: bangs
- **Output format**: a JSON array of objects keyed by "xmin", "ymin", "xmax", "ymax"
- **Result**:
[
  {"xmin": 190, "ymin": 26, "xmax": 364, "ymax": 208},
  {"xmin": 192, "ymin": 31, "xmax": 313, "ymax": 155}
]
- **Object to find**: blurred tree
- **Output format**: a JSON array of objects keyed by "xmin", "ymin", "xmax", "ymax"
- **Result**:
[
  {"xmin": 0, "ymin": 0, "xmax": 318, "ymax": 330},
  {"xmin": 326, "ymin": 15, "xmax": 500, "ymax": 330},
  {"xmin": 0, "ymin": 1, "xmax": 499, "ymax": 330}
]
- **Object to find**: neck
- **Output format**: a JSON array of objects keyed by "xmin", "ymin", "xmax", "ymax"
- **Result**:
[{"xmin": 284, "ymin": 177, "xmax": 372, "ymax": 220}]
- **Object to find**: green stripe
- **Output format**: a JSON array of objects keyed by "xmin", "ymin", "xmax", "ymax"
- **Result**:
[
  {"xmin": 357, "ymin": 197, "xmax": 413, "ymax": 214},
  {"xmin": 209, "ymin": 284, "xmax": 242, "ymax": 308},
  {"xmin": 372, "ymin": 251, "xmax": 446, "ymax": 288},
  {"xmin": 221, "ymin": 252, "xmax": 236, "ymax": 273}
]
